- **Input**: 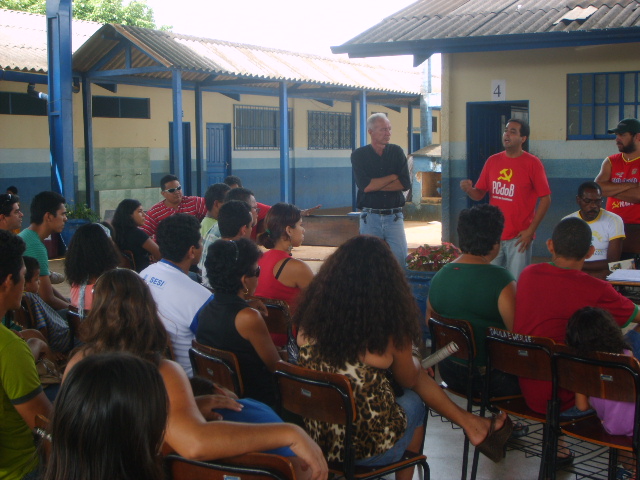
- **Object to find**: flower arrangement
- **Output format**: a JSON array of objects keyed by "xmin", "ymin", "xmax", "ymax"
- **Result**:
[{"xmin": 406, "ymin": 242, "xmax": 461, "ymax": 272}]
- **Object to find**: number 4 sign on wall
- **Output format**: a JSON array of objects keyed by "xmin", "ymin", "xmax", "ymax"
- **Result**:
[{"xmin": 491, "ymin": 80, "xmax": 506, "ymax": 101}]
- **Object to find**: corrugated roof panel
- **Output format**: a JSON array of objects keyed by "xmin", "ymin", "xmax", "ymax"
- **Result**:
[
  {"xmin": 72, "ymin": 25, "xmax": 421, "ymax": 94},
  {"xmin": 338, "ymin": 0, "xmax": 640, "ymax": 48},
  {"xmin": 0, "ymin": 8, "xmax": 100, "ymax": 73}
]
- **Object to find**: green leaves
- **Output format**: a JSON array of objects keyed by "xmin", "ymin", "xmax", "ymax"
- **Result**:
[{"xmin": 0, "ymin": 0, "xmax": 171, "ymax": 29}]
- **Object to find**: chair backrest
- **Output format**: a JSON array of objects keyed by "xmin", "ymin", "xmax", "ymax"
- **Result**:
[
  {"xmin": 254, "ymin": 296, "xmax": 291, "ymax": 337},
  {"xmin": 429, "ymin": 311, "xmax": 476, "ymax": 364},
  {"xmin": 66, "ymin": 305, "xmax": 86, "ymax": 340},
  {"xmin": 166, "ymin": 452, "xmax": 295, "ymax": 480},
  {"xmin": 554, "ymin": 344, "xmax": 640, "ymax": 404},
  {"xmin": 274, "ymin": 361, "xmax": 357, "ymax": 472},
  {"xmin": 190, "ymin": 340, "xmax": 244, "ymax": 397},
  {"xmin": 119, "ymin": 249, "xmax": 136, "ymax": 271},
  {"xmin": 275, "ymin": 360, "xmax": 355, "ymax": 425},
  {"xmin": 486, "ymin": 327, "xmax": 556, "ymax": 381}
]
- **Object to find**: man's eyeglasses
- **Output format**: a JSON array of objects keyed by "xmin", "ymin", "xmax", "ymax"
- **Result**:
[
  {"xmin": 579, "ymin": 197, "xmax": 602, "ymax": 205},
  {"xmin": 163, "ymin": 186, "xmax": 182, "ymax": 193},
  {"xmin": 251, "ymin": 206, "xmax": 261, "ymax": 214}
]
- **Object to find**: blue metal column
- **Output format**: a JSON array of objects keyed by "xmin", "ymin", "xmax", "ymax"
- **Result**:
[
  {"xmin": 420, "ymin": 57, "xmax": 433, "ymax": 149},
  {"xmin": 81, "ymin": 76, "xmax": 95, "ymax": 208},
  {"xmin": 359, "ymin": 90, "xmax": 367, "ymax": 147},
  {"xmin": 195, "ymin": 84, "xmax": 205, "ymax": 196},
  {"xmin": 408, "ymin": 105, "xmax": 413, "ymax": 153},
  {"xmin": 279, "ymin": 82, "xmax": 290, "ymax": 203},
  {"xmin": 350, "ymin": 98, "xmax": 358, "ymax": 211},
  {"xmin": 46, "ymin": 0, "xmax": 75, "ymax": 202},
  {"xmin": 171, "ymin": 70, "xmax": 185, "ymax": 188}
]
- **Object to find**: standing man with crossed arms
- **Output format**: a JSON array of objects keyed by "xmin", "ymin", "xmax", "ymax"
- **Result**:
[
  {"xmin": 460, "ymin": 119, "xmax": 551, "ymax": 279},
  {"xmin": 351, "ymin": 113, "xmax": 411, "ymax": 267}
]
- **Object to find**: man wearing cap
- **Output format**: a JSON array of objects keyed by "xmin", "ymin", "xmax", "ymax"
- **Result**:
[
  {"xmin": 352, "ymin": 113, "xmax": 411, "ymax": 266},
  {"xmin": 595, "ymin": 118, "xmax": 640, "ymax": 256}
]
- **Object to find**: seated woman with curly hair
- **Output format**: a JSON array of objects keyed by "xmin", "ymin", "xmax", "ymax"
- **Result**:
[
  {"xmin": 295, "ymin": 235, "xmax": 512, "ymax": 478},
  {"xmin": 197, "ymin": 238, "xmax": 282, "ymax": 408},
  {"xmin": 428, "ymin": 204, "xmax": 519, "ymax": 399},
  {"xmin": 64, "ymin": 223, "xmax": 120, "ymax": 314},
  {"xmin": 64, "ymin": 268, "xmax": 327, "ymax": 480}
]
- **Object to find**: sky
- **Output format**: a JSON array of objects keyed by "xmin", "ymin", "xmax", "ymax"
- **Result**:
[{"xmin": 144, "ymin": 0, "xmax": 429, "ymax": 71}]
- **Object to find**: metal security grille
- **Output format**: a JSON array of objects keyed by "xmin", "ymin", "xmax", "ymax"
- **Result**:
[
  {"xmin": 234, "ymin": 105, "xmax": 293, "ymax": 150},
  {"xmin": 567, "ymin": 71, "xmax": 640, "ymax": 140},
  {"xmin": 307, "ymin": 111, "xmax": 352, "ymax": 150}
]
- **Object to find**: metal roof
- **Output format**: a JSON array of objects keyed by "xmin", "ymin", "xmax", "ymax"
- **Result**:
[
  {"xmin": 0, "ymin": 8, "xmax": 421, "ymax": 105},
  {"xmin": 332, "ymin": 0, "xmax": 640, "ymax": 61},
  {"xmin": 70, "ymin": 24, "xmax": 421, "ymax": 103},
  {"xmin": 0, "ymin": 8, "xmax": 100, "ymax": 73}
]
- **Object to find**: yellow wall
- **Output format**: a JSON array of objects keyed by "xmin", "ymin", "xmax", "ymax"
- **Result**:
[
  {"xmin": 443, "ymin": 42, "xmax": 640, "ymax": 144},
  {"xmin": 1, "ymin": 80, "xmax": 418, "ymax": 152}
]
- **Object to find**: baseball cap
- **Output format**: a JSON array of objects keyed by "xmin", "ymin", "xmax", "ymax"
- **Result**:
[{"xmin": 607, "ymin": 118, "xmax": 640, "ymax": 135}]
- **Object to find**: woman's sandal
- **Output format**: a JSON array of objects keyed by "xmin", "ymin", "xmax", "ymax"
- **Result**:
[{"xmin": 475, "ymin": 413, "xmax": 514, "ymax": 463}]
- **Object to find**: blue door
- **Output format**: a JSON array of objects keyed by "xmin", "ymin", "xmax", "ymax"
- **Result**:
[
  {"xmin": 466, "ymin": 102, "xmax": 529, "ymax": 206},
  {"xmin": 206, "ymin": 123, "xmax": 231, "ymax": 186}
]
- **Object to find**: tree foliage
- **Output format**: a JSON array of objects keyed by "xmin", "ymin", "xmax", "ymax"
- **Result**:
[{"xmin": 0, "ymin": 0, "xmax": 171, "ymax": 30}]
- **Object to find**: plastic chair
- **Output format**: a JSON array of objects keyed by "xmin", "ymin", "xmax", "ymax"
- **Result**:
[
  {"xmin": 253, "ymin": 296, "xmax": 291, "ymax": 348},
  {"xmin": 190, "ymin": 340, "xmax": 244, "ymax": 397},
  {"xmin": 274, "ymin": 360, "xmax": 430, "ymax": 480},
  {"xmin": 428, "ymin": 312, "xmax": 479, "ymax": 480},
  {"xmin": 484, "ymin": 327, "xmax": 557, "ymax": 480},
  {"xmin": 66, "ymin": 305, "xmax": 85, "ymax": 341},
  {"xmin": 166, "ymin": 452, "xmax": 296, "ymax": 480},
  {"xmin": 549, "ymin": 345, "xmax": 640, "ymax": 480}
]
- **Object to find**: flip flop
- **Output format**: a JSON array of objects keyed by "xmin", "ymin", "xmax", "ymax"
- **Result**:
[{"xmin": 475, "ymin": 413, "xmax": 514, "ymax": 463}]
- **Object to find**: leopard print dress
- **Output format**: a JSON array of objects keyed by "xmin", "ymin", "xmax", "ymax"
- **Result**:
[{"xmin": 298, "ymin": 344, "xmax": 407, "ymax": 462}]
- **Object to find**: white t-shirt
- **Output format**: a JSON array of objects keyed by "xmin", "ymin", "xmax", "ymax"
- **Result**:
[
  {"xmin": 140, "ymin": 260, "xmax": 213, "ymax": 376},
  {"xmin": 564, "ymin": 209, "xmax": 625, "ymax": 262}
]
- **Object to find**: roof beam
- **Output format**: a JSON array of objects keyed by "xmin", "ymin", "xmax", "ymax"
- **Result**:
[
  {"xmin": 0, "ymin": 71, "xmax": 48, "ymax": 84},
  {"xmin": 87, "ymin": 66, "xmax": 170, "ymax": 78},
  {"xmin": 332, "ymin": 28, "xmax": 640, "ymax": 58}
]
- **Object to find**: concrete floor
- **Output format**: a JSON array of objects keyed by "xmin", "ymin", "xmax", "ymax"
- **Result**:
[{"xmin": 49, "ymin": 221, "xmax": 610, "ymax": 479}]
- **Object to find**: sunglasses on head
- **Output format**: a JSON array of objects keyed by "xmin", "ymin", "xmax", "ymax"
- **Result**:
[
  {"xmin": 163, "ymin": 185, "xmax": 182, "ymax": 193},
  {"xmin": 0, "ymin": 194, "xmax": 13, "ymax": 205},
  {"xmin": 250, "ymin": 265, "xmax": 261, "ymax": 278}
]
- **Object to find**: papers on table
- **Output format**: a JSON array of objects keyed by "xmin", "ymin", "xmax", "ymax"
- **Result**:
[{"xmin": 607, "ymin": 268, "xmax": 640, "ymax": 282}]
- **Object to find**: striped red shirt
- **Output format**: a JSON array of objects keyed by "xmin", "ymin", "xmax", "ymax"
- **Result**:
[{"xmin": 141, "ymin": 196, "xmax": 207, "ymax": 239}]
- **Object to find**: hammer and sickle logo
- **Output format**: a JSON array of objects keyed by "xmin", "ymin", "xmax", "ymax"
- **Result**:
[{"xmin": 497, "ymin": 168, "xmax": 513, "ymax": 182}]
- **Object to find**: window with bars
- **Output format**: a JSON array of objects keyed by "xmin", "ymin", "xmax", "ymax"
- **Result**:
[
  {"xmin": 0, "ymin": 92, "xmax": 47, "ymax": 116},
  {"xmin": 92, "ymin": 96, "xmax": 150, "ymax": 119},
  {"xmin": 307, "ymin": 111, "xmax": 353, "ymax": 150},
  {"xmin": 567, "ymin": 72, "xmax": 640, "ymax": 139},
  {"xmin": 234, "ymin": 105, "xmax": 293, "ymax": 150}
]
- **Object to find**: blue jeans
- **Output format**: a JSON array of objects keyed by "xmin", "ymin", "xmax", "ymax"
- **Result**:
[
  {"xmin": 491, "ymin": 237, "xmax": 532, "ymax": 280},
  {"xmin": 359, "ymin": 211, "xmax": 408, "ymax": 267},
  {"xmin": 356, "ymin": 389, "xmax": 425, "ymax": 466},
  {"xmin": 624, "ymin": 328, "xmax": 640, "ymax": 361}
]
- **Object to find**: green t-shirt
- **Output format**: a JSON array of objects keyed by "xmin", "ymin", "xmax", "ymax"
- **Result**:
[
  {"xmin": 18, "ymin": 229, "xmax": 49, "ymax": 276},
  {"xmin": 0, "ymin": 325, "xmax": 42, "ymax": 479},
  {"xmin": 428, "ymin": 263, "xmax": 515, "ymax": 367},
  {"xmin": 200, "ymin": 216, "xmax": 217, "ymax": 240}
]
